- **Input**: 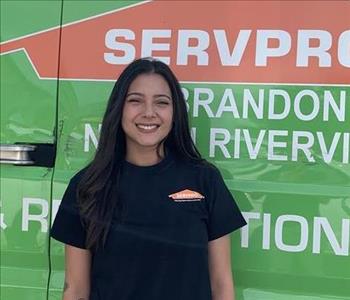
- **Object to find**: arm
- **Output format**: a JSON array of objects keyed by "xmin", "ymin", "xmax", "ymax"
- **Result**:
[
  {"xmin": 62, "ymin": 244, "xmax": 92, "ymax": 300},
  {"xmin": 208, "ymin": 234, "xmax": 235, "ymax": 300}
]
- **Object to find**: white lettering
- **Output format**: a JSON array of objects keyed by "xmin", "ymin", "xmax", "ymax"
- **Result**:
[
  {"xmin": 262, "ymin": 213, "xmax": 271, "ymax": 250},
  {"xmin": 102, "ymin": 29, "xmax": 350, "ymax": 69},
  {"xmin": 313, "ymin": 217, "xmax": 350, "ymax": 256},
  {"xmin": 177, "ymin": 30, "xmax": 209, "ymax": 65},
  {"xmin": 209, "ymin": 128, "xmax": 231, "ymax": 158},
  {"xmin": 292, "ymin": 131, "xmax": 315, "ymax": 162},
  {"xmin": 193, "ymin": 88, "xmax": 214, "ymax": 117},
  {"xmin": 104, "ymin": 29, "xmax": 135, "ymax": 64},
  {"xmin": 268, "ymin": 130, "xmax": 288, "ymax": 161},
  {"xmin": 317, "ymin": 132, "xmax": 341, "ymax": 163},
  {"xmin": 22, "ymin": 198, "xmax": 48, "ymax": 233},
  {"xmin": 141, "ymin": 29, "xmax": 171, "ymax": 64},
  {"xmin": 275, "ymin": 215, "xmax": 308, "ymax": 252},
  {"xmin": 216, "ymin": 89, "xmax": 240, "ymax": 118},
  {"xmin": 323, "ymin": 90, "xmax": 346, "ymax": 122},
  {"xmin": 297, "ymin": 30, "xmax": 332, "ymax": 67},
  {"xmin": 338, "ymin": 30, "xmax": 350, "ymax": 67},
  {"xmin": 256, "ymin": 30, "xmax": 291, "ymax": 66},
  {"xmin": 241, "ymin": 212, "xmax": 260, "ymax": 248},
  {"xmin": 242, "ymin": 89, "xmax": 264, "ymax": 119},
  {"xmin": 84, "ymin": 123, "xmax": 101, "ymax": 152},
  {"xmin": 181, "ymin": 87, "xmax": 190, "ymax": 112},
  {"xmin": 268, "ymin": 89, "xmax": 291, "ymax": 120},
  {"xmin": 243, "ymin": 129, "xmax": 266, "ymax": 160},
  {"xmin": 294, "ymin": 90, "xmax": 320, "ymax": 121},
  {"xmin": 233, "ymin": 129, "xmax": 241, "ymax": 159},
  {"xmin": 190, "ymin": 127, "xmax": 197, "ymax": 144},
  {"xmin": 214, "ymin": 29, "xmax": 251, "ymax": 66}
]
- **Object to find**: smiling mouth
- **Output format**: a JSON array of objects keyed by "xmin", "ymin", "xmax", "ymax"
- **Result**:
[{"xmin": 136, "ymin": 124, "xmax": 160, "ymax": 130}]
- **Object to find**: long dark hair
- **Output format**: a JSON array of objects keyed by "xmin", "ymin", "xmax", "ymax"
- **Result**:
[{"xmin": 77, "ymin": 57, "xmax": 203, "ymax": 251}]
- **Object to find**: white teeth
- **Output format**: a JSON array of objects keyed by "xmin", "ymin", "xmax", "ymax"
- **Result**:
[{"xmin": 137, "ymin": 124, "xmax": 158, "ymax": 130}]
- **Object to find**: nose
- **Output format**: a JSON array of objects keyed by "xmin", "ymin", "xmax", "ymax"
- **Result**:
[{"xmin": 143, "ymin": 102, "xmax": 156, "ymax": 118}]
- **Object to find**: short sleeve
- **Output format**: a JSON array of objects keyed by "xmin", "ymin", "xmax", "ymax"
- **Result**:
[
  {"xmin": 207, "ymin": 168, "xmax": 247, "ymax": 241},
  {"xmin": 50, "ymin": 174, "xmax": 87, "ymax": 249}
]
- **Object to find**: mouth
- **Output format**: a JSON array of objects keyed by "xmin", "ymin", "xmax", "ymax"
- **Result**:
[{"xmin": 136, "ymin": 124, "xmax": 160, "ymax": 131}]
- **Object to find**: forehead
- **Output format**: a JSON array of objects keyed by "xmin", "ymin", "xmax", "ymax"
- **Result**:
[{"xmin": 127, "ymin": 73, "xmax": 171, "ymax": 96}]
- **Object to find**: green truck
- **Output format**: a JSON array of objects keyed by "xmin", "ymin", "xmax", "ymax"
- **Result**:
[{"xmin": 1, "ymin": 1, "xmax": 349, "ymax": 299}]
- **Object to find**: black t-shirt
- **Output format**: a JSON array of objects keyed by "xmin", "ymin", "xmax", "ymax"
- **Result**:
[{"xmin": 50, "ymin": 151, "xmax": 247, "ymax": 300}]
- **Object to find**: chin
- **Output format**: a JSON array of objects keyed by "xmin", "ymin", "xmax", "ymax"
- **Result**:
[
  {"xmin": 126, "ymin": 135, "xmax": 167, "ymax": 151},
  {"xmin": 139, "ymin": 142, "xmax": 163, "ymax": 149},
  {"xmin": 132, "ymin": 139, "xmax": 160, "ymax": 148}
]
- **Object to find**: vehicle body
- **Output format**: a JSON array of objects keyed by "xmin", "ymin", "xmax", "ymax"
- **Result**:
[{"xmin": 1, "ymin": 1, "xmax": 349, "ymax": 299}]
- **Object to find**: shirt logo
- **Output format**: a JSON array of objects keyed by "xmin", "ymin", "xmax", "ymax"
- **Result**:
[{"xmin": 168, "ymin": 189, "xmax": 205, "ymax": 202}]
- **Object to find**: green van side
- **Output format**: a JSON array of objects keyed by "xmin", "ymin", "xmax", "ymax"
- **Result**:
[{"xmin": 1, "ymin": 1, "xmax": 349, "ymax": 300}]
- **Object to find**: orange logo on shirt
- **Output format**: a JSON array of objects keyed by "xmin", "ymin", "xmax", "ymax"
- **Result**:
[{"xmin": 169, "ymin": 189, "xmax": 204, "ymax": 202}]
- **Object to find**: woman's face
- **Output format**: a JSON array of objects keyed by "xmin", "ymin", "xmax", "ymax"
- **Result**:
[{"xmin": 121, "ymin": 73, "xmax": 173, "ymax": 154}]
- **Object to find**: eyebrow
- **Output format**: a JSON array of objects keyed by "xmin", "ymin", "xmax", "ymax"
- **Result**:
[{"xmin": 126, "ymin": 92, "xmax": 171, "ymax": 100}]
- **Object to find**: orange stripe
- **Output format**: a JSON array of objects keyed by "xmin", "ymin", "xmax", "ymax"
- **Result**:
[{"xmin": 1, "ymin": 1, "xmax": 348, "ymax": 83}]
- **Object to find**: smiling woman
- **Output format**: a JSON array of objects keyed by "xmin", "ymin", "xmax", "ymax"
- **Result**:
[
  {"xmin": 122, "ymin": 73, "xmax": 174, "ymax": 166},
  {"xmin": 50, "ymin": 57, "xmax": 246, "ymax": 300}
]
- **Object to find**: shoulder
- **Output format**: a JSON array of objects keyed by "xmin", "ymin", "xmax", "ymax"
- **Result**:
[
  {"xmin": 68, "ymin": 165, "xmax": 90, "ymax": 186},
  {"xmin": 176, "ymin": 157, "xmax": 223, "ymax": 182}
]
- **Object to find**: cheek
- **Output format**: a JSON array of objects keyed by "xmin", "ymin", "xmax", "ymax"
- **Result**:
[
  {"xmin": 121, "ymin": 110, "xmax": 132, "ymax": 132},
  {"xmin": 121, "ymin": 107, "xmax": 135, "ymax": 124},
  {"xmin": 165, "ymin": 108, "xmax": 174, "ymax": 127}
]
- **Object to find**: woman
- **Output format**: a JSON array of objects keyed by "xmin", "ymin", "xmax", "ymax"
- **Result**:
[{"xmin": 50, "ymin": 57, "xmax": 247, "ymax": 300}]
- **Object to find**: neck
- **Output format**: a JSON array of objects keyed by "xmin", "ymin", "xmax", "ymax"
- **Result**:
[{"xmin": 125, "ymin": 145, "xmax": 165, "ymax": 166}]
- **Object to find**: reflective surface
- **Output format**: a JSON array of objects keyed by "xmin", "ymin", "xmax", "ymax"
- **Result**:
[
  {"xmin": 0, "ymin": 1, "xmax": 61, "ymax": 299},
  {"xmin": 1, "ymin": 1, "xmax": 349, "ymax": 300}
]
